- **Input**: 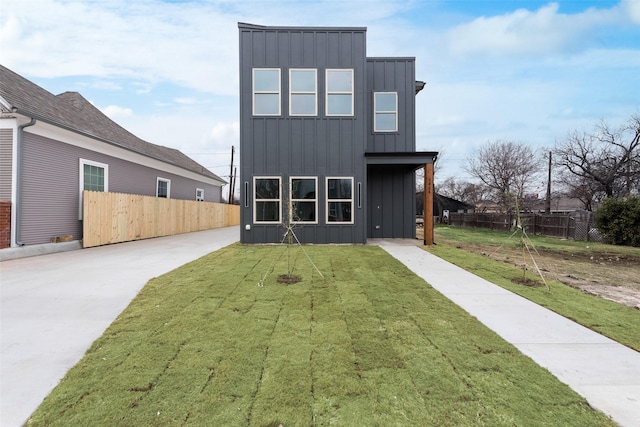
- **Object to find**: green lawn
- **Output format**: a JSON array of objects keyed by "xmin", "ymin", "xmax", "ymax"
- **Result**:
[
  {"xmin": 428, "ymin": 226, "xmax": 640, "ymax": 351},
  {"xmin": 27, "ymin": 244, "xmax": 615, "ymax": 426}
]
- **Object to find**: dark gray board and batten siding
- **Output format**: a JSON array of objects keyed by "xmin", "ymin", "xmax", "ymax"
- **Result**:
[
  {"xmin": 366, "ymin": 57, "xmax": 417, "ymax": 153},
  {"xmin": 365, "ymin": 57, "xmax": 419, "ymax": 239},
  {"xmin": 18, "ymin": 132, "xmax": 223, "ymax": 245},
  {"xmin": 239, "ymin": 24, "xmax": 369, "ymax": 244}
]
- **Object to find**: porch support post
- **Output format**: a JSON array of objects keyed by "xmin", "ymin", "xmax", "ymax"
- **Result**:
[{"xmin": 424, "ymin": 162, "xmax": 434, "ymax": 245}]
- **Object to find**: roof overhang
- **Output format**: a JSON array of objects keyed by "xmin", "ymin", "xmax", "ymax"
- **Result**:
[{"xmin": 365, "ymin": 151, "xmax": 438, "ymax": 170}]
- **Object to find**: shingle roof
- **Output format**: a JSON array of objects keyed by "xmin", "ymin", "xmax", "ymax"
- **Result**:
[{"xmin": 0, "ymin": 64, "xmax": 224, "ymax": 183}]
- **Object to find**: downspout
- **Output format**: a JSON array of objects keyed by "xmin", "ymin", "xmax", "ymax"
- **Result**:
[{"xmin": 15, "ymin": 117, "xmax": 36, "ymax": 246}]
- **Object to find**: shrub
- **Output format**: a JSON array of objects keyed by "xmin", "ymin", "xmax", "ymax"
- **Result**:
[{"xmin": 595, "ymin": 196, "xmax": 640, "ymax": 246}]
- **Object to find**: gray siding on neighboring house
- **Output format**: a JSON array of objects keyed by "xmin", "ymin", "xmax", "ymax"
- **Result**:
[
  {"xmin": 19, "ymin": 132, "xmax": 222, "ymax": 245},
  {"xmin": 239, "ymin": 25, "xmax": 368, "ymax": 244},
  {"xmin": 367, "ymin": 58, "xmax": 416, "ymax": 153},
  {"xmin": 0, "ymin": 128, "xmax": 12, "ymax": 200}
]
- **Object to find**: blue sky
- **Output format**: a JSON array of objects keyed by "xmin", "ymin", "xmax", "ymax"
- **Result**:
[{"xmin": 2, "ymin": 0, "xmax": 639, "ymax": 196}]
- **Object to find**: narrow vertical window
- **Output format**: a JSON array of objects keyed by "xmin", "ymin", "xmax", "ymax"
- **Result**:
[
  {"xmin": 157, "ymin": 178, "xmax": 170, "ymax": 198},
  {"xmin": 289, "ymin": 69, "xmax": 317, "ymax": 116},
  {"xmin": 326, "ymin": 177, "xmax": 354, "ymax": 223},
  {"xmin": 195, "ymin": 188, "xmax": 204, "ymax": 201},
  {"xmin": 290, "ymin": 177, "xmax": 317, "ymax": 223},
  {"xmin": 254, "ymin": 177, "xmax": 281, "ymax": 223},
  {"xmin": 79, "ymin": 158, "xmax": 109, "ymax": 219},
  {"xmin": 374, "ymin": 92, "xmax": 397, "ymax": 132},
  {"xmin": 326, "ymin": 69, "xmax": 353, "ymax": 116},
  {"xmin": 253, "ymin": 68, "xmax": 281, "ymax": 116}
]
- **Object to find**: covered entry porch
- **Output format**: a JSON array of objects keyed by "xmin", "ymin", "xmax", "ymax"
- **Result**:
[{"xmin": 365, "ymin": 151, "xmax": 437, "ymax": 244}]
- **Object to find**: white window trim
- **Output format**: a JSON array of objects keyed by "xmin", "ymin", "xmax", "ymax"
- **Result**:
[
  {"xmin": 253, "ymin": 68, "xmax": 281, "ymax": 116},
  {"xmin": 289, "ymin": 69, "xmax": 317, "ymax": 116},
  {"xmin": 253, "ymin": 176, "xmax": 282, "ymax": 224},
  {"xmin": 326, "ymin": 69, "xmax": 354, "ymax": 117},
  {"xmin": 326, "ymin": 176, "xmax": 354, "ymax": 224},
  {"xmin": 374, "ymin": 92, "xmax": 398, "ymax": 132},
  {"xmin": 157, "ymin": 177, "xmax": 171, "ymax": 198},
  {"xmin": 196, "ymin": 188, "xmax": 204, "ymax": 201},
  {"xmin": 78, "ymin": 158, "xmax": 109, "ymax": 220},
  {"xmin": 289, "ymin": 176, "xmax": 318, "ymax": 224}
]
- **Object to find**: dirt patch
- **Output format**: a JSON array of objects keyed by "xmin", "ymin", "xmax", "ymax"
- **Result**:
[
  {"xmin": 420, "ymin": 228, "xmax": 640, "ymax": 309},
  {"xmin": 560, "ymin": 276, "xmax": 640, "ymax": 310},
  {"xmin": 277, "ymin": 274, "xmax": 302, "ymax": 285},
  {"xmin": 487, "ymin": 247, "xmax": 640, "ymax": 309},
  {"xmin": 511, "ymin": 277, "xmax": 545, "ymax": 287}
]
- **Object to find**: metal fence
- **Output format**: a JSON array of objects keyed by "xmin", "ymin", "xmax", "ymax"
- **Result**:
[{"xmin": 447, "ymin": 211, "xmax": 603, "ymax": 242}]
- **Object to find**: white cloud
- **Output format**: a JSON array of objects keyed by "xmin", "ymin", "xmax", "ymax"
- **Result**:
[
  {"xmin": 447, "ymin": 2, "xmax": 624, "ymax": 56},
  {"xmin": 622, "ymin": 0, "xmax": 640, "ymax": 23},
  {"xmin": 175, "ymin": 97, "xmax": 211, "ymax": 106},
  {"xmin": 101, "ymin": 105, "xmax": 133, "ymax": 119},
  {"xmin": 1, "ymin": 0, "xmax": 239, "ymax": 94}
]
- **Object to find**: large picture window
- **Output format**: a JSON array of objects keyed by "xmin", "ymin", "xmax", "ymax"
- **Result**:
[
  {"xmin": 254, "ymin": 177, "xmax": 281, "ymax": 223},
  {"xmin": 79, "ymin": 158, "xmax": 109, "ymax": 219},
  {"xmin": 289, "ymin": 69, "xmax": 317, "ymax": 116},
  {"xmin": 374, "ymin": 92, "xmax": 397, "ymax": 132},
  {"xmin": 290, "ymin": 177, "xmax": 317, "ymax": 223},
  {"xmin": 326, "ymin": 69, "xmax": 353, "ymax": 116},
  {"xmin": 326, "ymin": 177, "xmax": 353, "ymax": 223},
  {"xmin": 253, "ymin": 68, "xmax": 281, "ymax": 116}
]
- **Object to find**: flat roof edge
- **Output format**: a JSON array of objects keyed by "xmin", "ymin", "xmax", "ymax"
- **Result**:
[
  {"xmin": 367, "ymin": 57, "xmax": 416, "ymax": 61},
  {"xmin": 238, "ymin": 22, "xmax": 367, "ymax": 32}
]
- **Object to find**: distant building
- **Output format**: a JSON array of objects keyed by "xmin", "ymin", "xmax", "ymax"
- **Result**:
[{"xmin": 416, "ymin": 192, "xmax": 475, "ymax": 222}]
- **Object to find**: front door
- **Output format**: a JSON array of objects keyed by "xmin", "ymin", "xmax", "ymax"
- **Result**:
[{"xmin": 367, "ymin": 167, "xmax": 385, "ymax": 238}]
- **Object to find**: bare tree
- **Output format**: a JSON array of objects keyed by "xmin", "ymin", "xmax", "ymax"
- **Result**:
[
  {"xmin": 416, "ymin": 145, "xmax": 445, "ymax": 193},
  {"xmin": 464, "ymin": 140, "xmax": 541, "ymax": 212},
  {"xmin": 437, "ymin": 177, "xmax": 489, "ymax": 206},
  {"xmin": 553, "ymin": 114, "xmax": 640, "ymax": 209}
]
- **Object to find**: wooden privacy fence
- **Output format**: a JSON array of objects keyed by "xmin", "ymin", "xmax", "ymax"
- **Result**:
[
  {"xmin": 83, "ymin": 191, "xmax": 240, "ymax": 248},
  {"xmin": 447, "ymin": 211, "xmax": 601, "ymax": 241}
]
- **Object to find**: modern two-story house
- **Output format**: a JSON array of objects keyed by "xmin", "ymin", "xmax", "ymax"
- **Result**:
[{"xmin": 238, "ymin": 23, "xmax": 437, "ymax": 244}]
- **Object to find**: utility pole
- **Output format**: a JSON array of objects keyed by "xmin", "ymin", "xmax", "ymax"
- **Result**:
[
  {"xmin": 545, "ymin": 151, "xmax": 552, "ymax": 214},
  {"xmin": 228, "ymin": 146, "xmax": 235, "ymax": 204},
  {"xmin": 230, "ymin": 166, "xmax": 237, "ymax": 205}
]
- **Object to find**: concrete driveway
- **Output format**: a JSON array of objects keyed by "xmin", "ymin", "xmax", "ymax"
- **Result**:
[{"xmin": 0, "ymin": 226, "xmax": 239, "ymax": 427}]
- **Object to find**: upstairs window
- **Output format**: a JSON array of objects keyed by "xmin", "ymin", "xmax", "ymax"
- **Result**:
[
  {"xmin": 289, "ymin": 69, "xmax": 317, "ymax": 116},
  {"xmin": 254, "ymin": 177, "xmax": 281, "ymax": 223},
  {"xmin": 326, "ymin": 69, "xmax": 353, "ymax": 116},
  {"xmin": 253, "ymin": 69, "xmax": 281, "ymax": 116},
  {"xmin": 374, "ymin": 92, "xmax": 398, "ymax": 132},
  {"xmin": 290, "ymin": 177, "xmax": 317, "ymax": 223},
  {"xmin": 157, "ymin": 177, "xmax": 170, "ymax": 198},
  {"xmin": 327, "ymin": 177, "xmax": 354, "ymax": 223}
]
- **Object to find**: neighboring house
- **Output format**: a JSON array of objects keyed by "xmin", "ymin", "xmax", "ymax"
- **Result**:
[
  {"xmin": 416, "ymin": 192, "xmax": 475, "ymax": 221},
  {"xmin": 0, "ymin": 65, "xmax": 226, "ymax": 248},
  {"xmin": 530, "ymin": 196, "xmax": 595, "ymax": 214},
  {"xmin": 238, "ymin": 23, "xmax": 438, "ymax": 244}
]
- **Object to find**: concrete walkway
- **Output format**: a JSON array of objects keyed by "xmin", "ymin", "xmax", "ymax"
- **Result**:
[
  {"xmin": 376, "ymin": 239, "xmax": 640, "ymax": 427},
  {"xmin": 0, "ymin": 227, "xmax": 239, "ymax": 427}
]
